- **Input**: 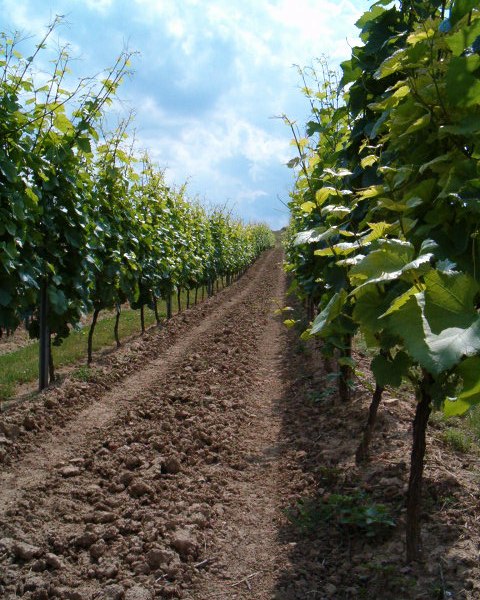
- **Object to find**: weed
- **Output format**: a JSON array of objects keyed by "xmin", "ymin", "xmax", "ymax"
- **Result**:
[
  {"xmin": 0, "ymin": 381, "xmax": 15, "ymax": 402},
  {"xmin": 72, "ymin": 365, "xmax": 96, "ymax": 382},
  {"xmin": 467, "ymin": 405, "xmax": 480, "ymax": 441},
  {"xmin": 442, "ymin": 428, "xmax": 472, "ymax": 453},
  {"xmin": 316, "ymin": 465, "xmax": 341, "ymax": 485},
  {"xmin": 429, "ymin": 410, "xmax": 448, "ymax": 430},
  {"xmin": 307, "ymin": 387, "xmax": 335, "ymax": 404},
  {"xmin": 286, "ymin": 492, "xmax": 395, "ymax": 539},
  {"xmin": 360, "ymin": 562, "xmax": 417, "ymax": 598},
  {"xmin": 439, "ymin": 494, "xmax": 457, "ymax": 510}
]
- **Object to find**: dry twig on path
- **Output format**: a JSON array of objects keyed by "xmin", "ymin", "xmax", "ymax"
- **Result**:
[{"xmin": 230, "ymin": 571, "xmax": 261, "ymax": 589}]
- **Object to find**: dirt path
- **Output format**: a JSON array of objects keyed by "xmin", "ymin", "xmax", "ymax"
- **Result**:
[
  {"xmin": 2, "ymin": 246, "xmax": 480, "ymax": 600},
  {"xmin": 0, "ymin": 247, "xmax": 294, "ymax": 600},
  {"xmin": 0, "ymin": 250, "xmax": 281, "ymax": 520},
  {"xmin": 195, "ymin": 254, "xmax": 287, "ymax": 600}
]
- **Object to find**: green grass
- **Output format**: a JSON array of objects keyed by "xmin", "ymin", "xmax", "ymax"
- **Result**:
[
  {"xmin": 0, "ymin": 283, "xmax": 220, "ymax": 401},
  {"xmin": 441, "ymin": 427, "xmax": 473, "ymax": 453},
  {"xmin": 431, "ymin": 407, "xmax": 480, "ymax": 454},
  {"xmin": 466, "ymin": 405, "xmax": 480, "ymax": 441},
  {"xmin": 286, "ymin": 491, "xmax": 395, "ymax": 539}
]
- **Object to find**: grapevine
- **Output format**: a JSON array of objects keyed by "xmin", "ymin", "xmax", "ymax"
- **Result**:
[
  {"xmin": 0, "ymin": 21, "xmax": 275, "ymax": 387},
  {"xmin": 285, "ymin": 0, "xmax": 480, "ymax": 561}
]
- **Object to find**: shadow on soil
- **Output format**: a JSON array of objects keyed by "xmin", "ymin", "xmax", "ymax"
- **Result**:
[{"xmin": 271, "ymin": 304, "xmax": 470, "ymax": 600}]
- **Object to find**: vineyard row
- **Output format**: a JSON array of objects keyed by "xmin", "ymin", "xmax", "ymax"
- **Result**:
[
  {"xmin": 0, "ymin": 22, "xmax": 275, "ymax": 388},
  {"xmin": 285, "ymin": 0, "xmax": 480, "ymax": 561}
]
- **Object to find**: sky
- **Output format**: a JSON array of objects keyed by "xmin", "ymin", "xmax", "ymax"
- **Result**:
[{"xmin": 1, "ymin": 0, "xmax": 371, "ymax": 229}]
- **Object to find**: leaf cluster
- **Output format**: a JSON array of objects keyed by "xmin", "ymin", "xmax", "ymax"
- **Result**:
[
  {"xmin": 0, "ymin": 22, "xmax": 275, "ymax": 345},
  {"xmin": 285, "ymin": 1, "xmax": 480, "ymax": 416}
]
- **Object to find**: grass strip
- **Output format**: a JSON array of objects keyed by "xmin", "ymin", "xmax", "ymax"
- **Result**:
[{"xmin": 0, "ymin": 283, "xmax": 221, "ymax": 400}]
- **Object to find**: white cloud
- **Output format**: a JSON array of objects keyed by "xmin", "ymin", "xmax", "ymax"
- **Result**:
[
  {"xmin": 0, "ymin": 0, "xmax": 371, "ymax": 227},
  {"xmin": 84, "ymin": 0, "xmax": 114, "ymax": 14},
  {"xmin": 2, "ymin": 0, "xmax": 52, "ymax": 36},
  {"xmin": 136, "ymin": 99, "xmax": 289, "ymax": 172}
]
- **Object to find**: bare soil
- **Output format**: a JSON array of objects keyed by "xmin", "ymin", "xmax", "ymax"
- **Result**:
[
  {"xmin": 1, "ymin": 247, "xmax": 480, "ymax": 599},
  {"xmin": 0, "ymin": 326, "xmax": 33, "ymax": 356}
]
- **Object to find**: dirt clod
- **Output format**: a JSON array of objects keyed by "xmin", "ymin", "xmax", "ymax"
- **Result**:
[
  {"xmin": 162, "ymin": 456, "xmax": 182, "ymax": 474},
  {"xmin": 59, "ymin": 465, "xmax": 82, "ymax": 477},
  {"xmin": 103, "ymin": 584, "xmax": 125, "ymax": 600},
  {"xmin": 45, "ymin": 552, "xmax": 63, "ymax": 570},
  {"xmin": 124, "ymin": 585, "xmax": 153, "ymax": 600},
  {"xmin": 12, "ymin": 540, "xmax": 43, "ymax": 561},
  {"xmin": 171, "ymin": 530, "xmax": 197, "ymax": 559},
  {"xmin": 128, "ymin": 480, "xmax": 154, "ymax": 498}
]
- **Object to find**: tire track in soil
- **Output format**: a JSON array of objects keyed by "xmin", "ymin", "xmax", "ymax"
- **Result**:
[
  {"xmin": 194, "ymin": 253, "xmax": 287, "ymax": 599},
  {"xmin": 0, "ymin": 246, "xmax": 290, "ymax": 600}
]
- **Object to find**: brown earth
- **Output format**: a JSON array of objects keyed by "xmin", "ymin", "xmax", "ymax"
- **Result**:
[
  {"xmin": 1, "ymin": 247, "xmax": 480, "ymax": 599},
  {"xmin": 0, "ymin": 325, "xmax": 33, "ymax": 356}
]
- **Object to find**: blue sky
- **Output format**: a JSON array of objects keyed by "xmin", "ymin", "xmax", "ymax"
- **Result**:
[{"xmin": 1, "ymin": 0, "xmax": 371, "ymax": 229}]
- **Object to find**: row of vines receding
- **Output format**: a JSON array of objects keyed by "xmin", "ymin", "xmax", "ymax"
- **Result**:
[
  {"xmin": 0, "ymin": 20, "xmax": 275, "ymax": 388},
  {"xmin": 284, "ymin": 0, "xmax": 480, "ymax": 562}
]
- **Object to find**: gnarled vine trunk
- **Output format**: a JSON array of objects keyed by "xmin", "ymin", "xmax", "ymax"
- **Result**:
[
  {"xmin": 355, "ymin": 383, "xmax": 384, "ymax": 464},
  {"xmin": 406, "ymin": 373, "xmax": 432, "ymax": 562},
  {"xmin": 87, "ymin": 308, "xmax": 100, "ymax": 365}
]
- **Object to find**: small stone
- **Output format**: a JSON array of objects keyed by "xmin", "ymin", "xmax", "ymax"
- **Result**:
[
  {"xmin": 325, "ymin": 583, "xmax": 337, "ymax": 596},
  {"xmin": 59, "ymin": 465, "xmax": 82, "ymax": 478},
  {"xmin": 124, "ymin": 585, "xmax": 153, "ymax": 600},
  {"xmin": 12, "ymin": 540, "xmax": 43, "ymax": 561},
  {"xmin": 0, "ymin": 435, "xmax": 13, "ymax": 446},
  {"xmin": 128, "ymin": 480, "xmax": 154, "ymax": 498}
]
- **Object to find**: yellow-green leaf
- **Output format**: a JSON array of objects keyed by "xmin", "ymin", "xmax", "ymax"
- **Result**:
[
  {"xmin": 316, "ymin": 187, "xmax": 337, "ymax": 206},
  {"xmin": 300, "ymin": 201, "xmax": 316, "ymax": 214},
  {"xmin": 361, "ymin": 155, "xmax": 378, "ymax": 169},
  {"xmin": 358, "ymin": 185, "xmax": 384, "ymax": 199}
]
